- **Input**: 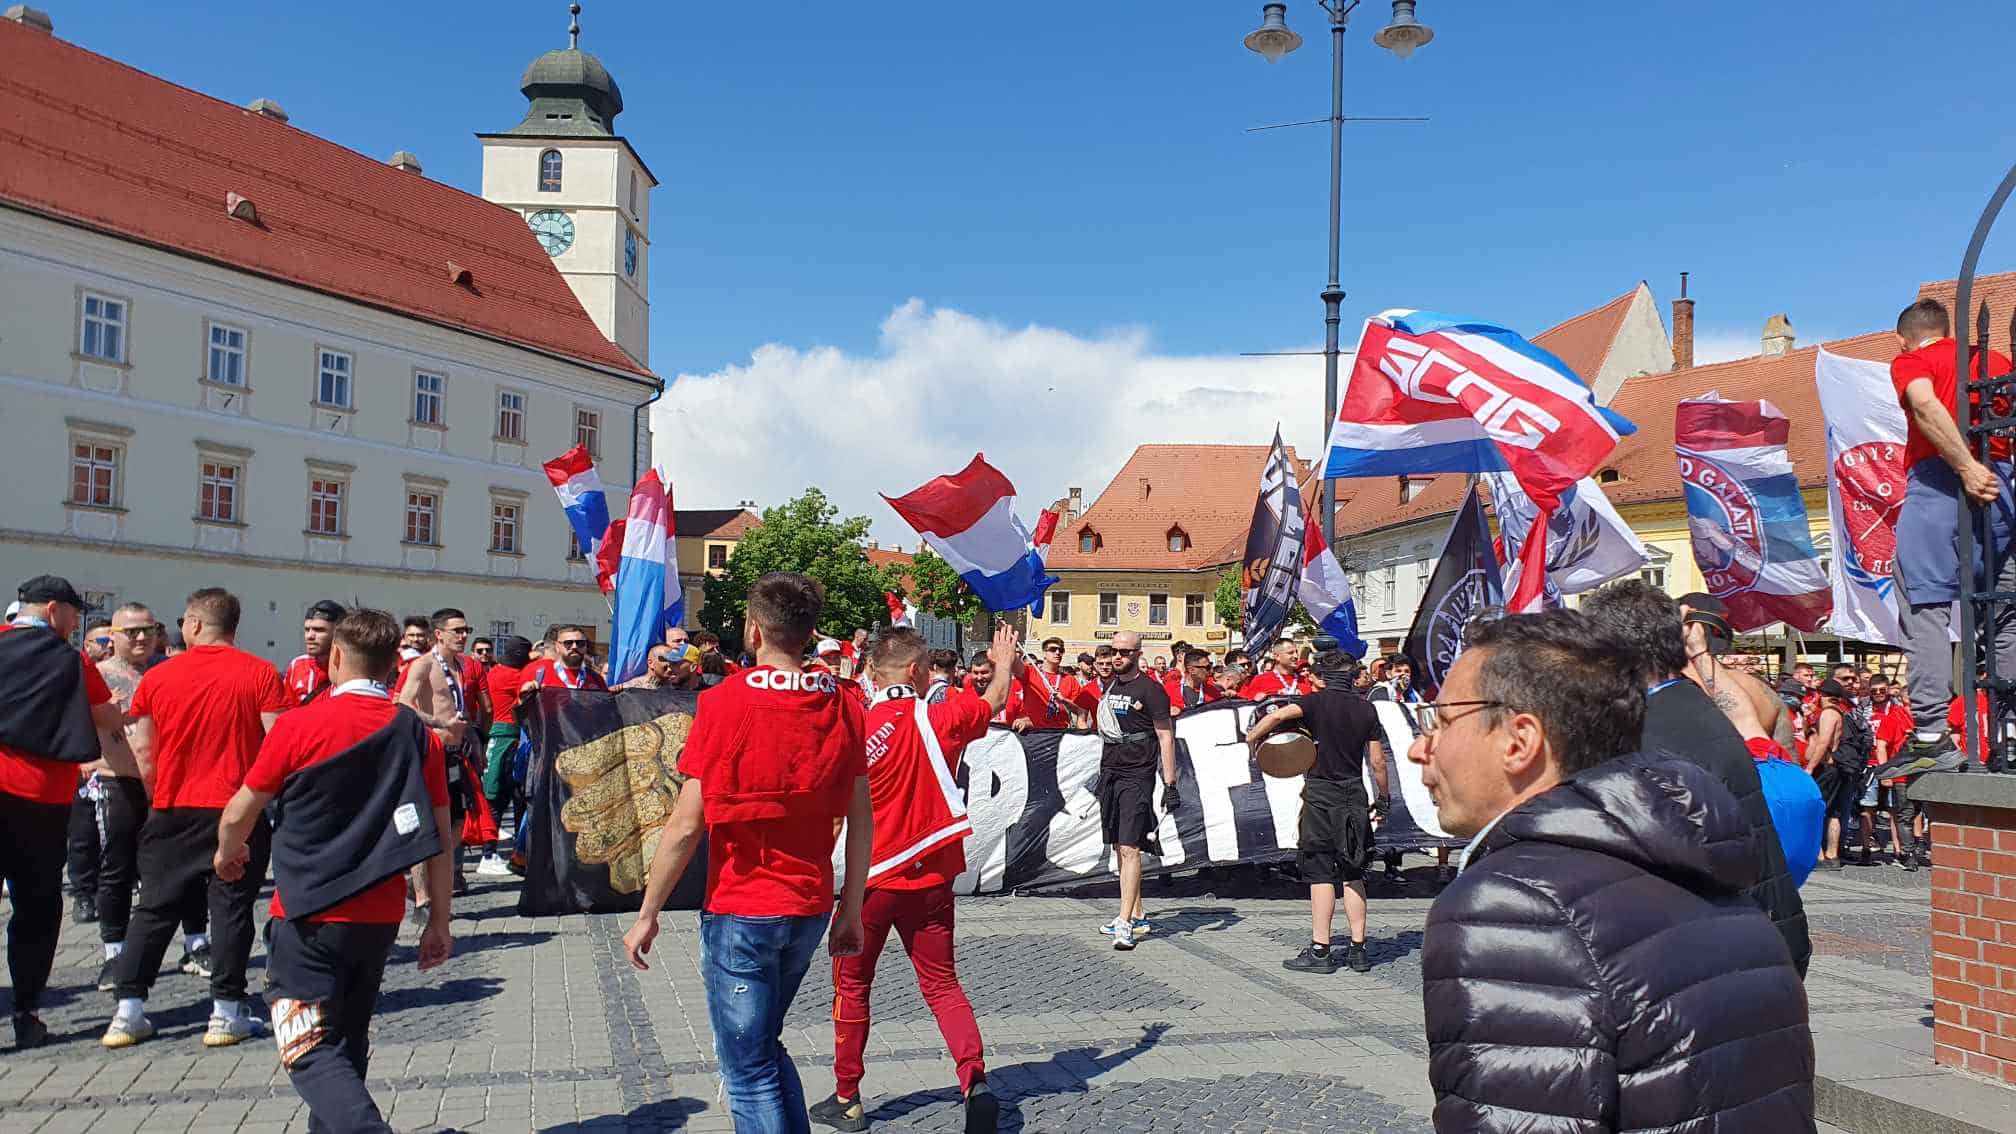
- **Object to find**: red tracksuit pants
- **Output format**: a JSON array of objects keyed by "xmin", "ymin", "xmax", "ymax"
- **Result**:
[{"xmin": 831, "ymin": 883, "xmax": 986, "ymax": 1098}]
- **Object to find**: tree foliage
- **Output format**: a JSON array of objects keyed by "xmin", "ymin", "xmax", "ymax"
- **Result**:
[
  {"xmin": 1213, "ymin": 565, "xmax": 1316, "ymax": 640},
  {"xmin": 904, "ymin": 548, "xmax": 983, "ymax": 625},
  {"xmin": 700, "ymin": 489, "xmax": 901, "ymax": 646}
]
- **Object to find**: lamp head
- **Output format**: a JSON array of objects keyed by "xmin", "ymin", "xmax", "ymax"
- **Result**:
[
  {"xmin": 1373, "ymin": 0, "xmax": 1434, "ymax": 59},
  {"xmin": 1244, "ymin": 3, "xmax": 1302, "ymax": 63}
]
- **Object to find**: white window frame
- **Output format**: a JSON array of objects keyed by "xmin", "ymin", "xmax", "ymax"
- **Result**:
[
  {"xmin": 1148, "ymin": 593, "xmax": 1169, "ymax": 626},
  {"xmin": 1167, "ymin": 529, "xmax": 1187, "ymax": 553},
  {"xmin": 574, "ymin": 406, "xmax": 601, "ymax": 457},
  {"xmin": 198, "ymin": 459, "xmax": 242, "ymax": 523},
  {"xmin": 314, "ymin": 347, "xmax": 354, "ymax": 409},
  {"xmin": 1049, "ymin": 591, "xmax": 1071, "ymax": 624},
  {"xmin": 78, "ymin": 290, "xmax": 128, "ymax": 363},
  {"xmin": 1381, "ymin": 565, "xmax": 1396, "ymax": 612},
  {"xmin": 412, "ymin": 370, "xmax": 446, "ymax": 427},
  {"xmin": 205, "ymin": 320, "xmax": 248, "ymax": 387},
  {"xmin": 307, "ymin": 475, "xmax": 347, "ymax": 536},
  {"xmin": 1098, "ymin": 592, "xmax": 1119, "ymax": 626},
  {"xmin": 489, "ymin": 620, "xmax": 516, "ymax": 638},
  {"xmin": 69, "ymin": 437, "xmax": 122, "ymax": 509},
  {"xmin": 496, "ymin": 390, "xmax": 527, "ymax": 443},
  {"xmin": 490, "ymin": 498, "xmax": 523, "ymax": 554},
  {"xmin": 1184, "ymin": 593, "xmax": 1205, "ymax": 627}
]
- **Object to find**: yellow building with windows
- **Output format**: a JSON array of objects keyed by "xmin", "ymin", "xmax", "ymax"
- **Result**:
[{"xmin": 672, "ymin": 507, "xmax": 759, "ymax": 621}]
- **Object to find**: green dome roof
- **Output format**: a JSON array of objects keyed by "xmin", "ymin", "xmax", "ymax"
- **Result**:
[{"xmin": 512, "ymin": 46, "xmax": 622, "ymax": 135}]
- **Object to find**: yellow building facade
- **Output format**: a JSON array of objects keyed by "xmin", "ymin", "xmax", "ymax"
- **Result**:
[{"xmin": 1029, "ymin": 569, "xmax": 1231, "ymax": 658}]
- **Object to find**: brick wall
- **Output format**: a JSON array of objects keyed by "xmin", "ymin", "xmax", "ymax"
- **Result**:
[{"xmin": 1926, "ymin": 799, "xmax": 2016, "ymax": 1085}]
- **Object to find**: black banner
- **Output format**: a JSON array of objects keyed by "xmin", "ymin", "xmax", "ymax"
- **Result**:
[{"xmin": 1404, "ymin": 483, "xmax": 1505, "ymax": 697}]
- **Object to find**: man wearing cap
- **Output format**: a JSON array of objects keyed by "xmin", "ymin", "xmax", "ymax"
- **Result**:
[
  {"xmin": 615, "ymin": 644, "xmax": 697, "ymax": 691},
  {"xmin": 0, "ymin": 575, "xmax": 128, "ymax": 1049},
  {"xmin": 1805, "ymin": 679, "xmax": 1872, "ymax": 870},
  {"xmin": 1676, "ymin": 593, "xmax": 1795, "ymax": 751},
  {"xmin": 811, "ymin": 638, "xmax": 846, "ymax": 675}
]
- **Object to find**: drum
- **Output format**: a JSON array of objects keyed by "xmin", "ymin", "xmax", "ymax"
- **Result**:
[{"xmin": 1252, "ymin": 696, "xmax": 1315, "ymax": 778}]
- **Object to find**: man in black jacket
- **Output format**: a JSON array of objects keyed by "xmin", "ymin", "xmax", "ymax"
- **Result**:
[
  {"xmin": 1581, "ymin": 581, "xmax": 1812, "ymax": 975},
  {"xmin": 1413, "ymin": 610, "xmax": 1813, "ymax": 1133}
]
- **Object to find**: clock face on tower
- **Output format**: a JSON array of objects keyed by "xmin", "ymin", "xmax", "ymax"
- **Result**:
[
  {"xmin": 527, "ymin": 209, "xmax": 574, "ymax": 256},
  {"xmin": 624, "ymin": 229, "xmax": 638, "ymax": 277}
]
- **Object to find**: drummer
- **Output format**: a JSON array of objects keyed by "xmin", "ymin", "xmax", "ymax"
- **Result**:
[{"xmin": 1245, "ymin": 651, "xmax": 1387, "ymax": 975}]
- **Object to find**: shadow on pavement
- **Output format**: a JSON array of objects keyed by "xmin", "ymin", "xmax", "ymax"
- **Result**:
[
  {"xmin": 530, "ymin": 1096, "xmax": 709, "ymax": 1132},
  {"xmin": 865, "ymin": 1021, "xmax": 1173, "ymax": 1132}
]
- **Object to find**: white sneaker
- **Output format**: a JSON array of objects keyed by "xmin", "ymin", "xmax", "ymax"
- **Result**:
[
  {"xmin": 102, "ymin": 1013, "xmax": 154, "ymax": 1049},
  {"xmin": 476, "ymin": 854, "xmax": 512, "ymax": 877},
  {"xmin": 203, "ymin": 1010, "xmax": 265, "ymax": 1047},
  {"xmin": 1109, "ymin": 919, "xmax": 1136, "ymax": 951}
]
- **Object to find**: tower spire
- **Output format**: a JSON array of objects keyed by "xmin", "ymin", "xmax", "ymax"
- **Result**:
[{"xmin": 568, "ymin": 1, "xmax": 580, "ymax": 49}]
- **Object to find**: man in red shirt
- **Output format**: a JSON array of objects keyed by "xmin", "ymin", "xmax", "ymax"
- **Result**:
[
  {"xmin": 1016, "ymin": 637, "xmax": 1088, "ymax": 728},
  {"xmin": 1889, "ymin": 297, "xmax": 2016, "ymax": 775},
  {"xmin": 811, "ymin": 625, "xmax": 1020, "ymax": 1133},
  {"xmin": 284, "ymin": 600, "xmax": 346, "ymax": 706},
  {"xmin": 623, "ymin": 573, "xmax": 873, "ymax": 1130},
  {"xmin": 518, "ymin": 624, "xmax": 608, "ymax": 694},
  {"xmin": 103, "ymin": 587, "xmax": 290, "ymax": 1050},
  {"xmin": 479, "ymin": 635, "xmax": 531, "ymax": 877},
  {"xmin": 215, "ymin": 607, "xmax": 452, "ymax": 1132},
  {"xmin": 965, "ymin": 649, "xmax": 1027, "ymax": 729},
  {"xmin": 1169, "ymin": 649, "xmax": 1222, "ymax": 714},
  {"xmin": 1866, "ymin": 678, "xmax": 1918, "ymax": 868},
  {"xmin": 0, "ymin": 575, "xmax": 124, "ymax": 1050},
  {"xmin": 1239, "ymin": 641, "xmax": 1314, "ymax": 701}
]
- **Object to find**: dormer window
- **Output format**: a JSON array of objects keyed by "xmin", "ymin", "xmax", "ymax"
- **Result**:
[
  {"xmin": 1598, "ymin": 468, "xmax": 1621, "ymax": 484},
  {"xmin": 539, "ymin": 149, "xmax": 563, "ymax": 192},
  {"xmin": 1079, "ymin": 529, "xmax": 1100, "ymax": 554},
  {"xmin": 1400, "ymin": 476, "xmax": 1431, "ymax": 503},
  {"xmin": 1167, "ymin": 527, "xmax": 1190, "ymax": 553}
]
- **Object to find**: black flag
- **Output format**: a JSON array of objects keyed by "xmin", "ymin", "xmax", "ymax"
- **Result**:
[
  {"xmin": 1404, "ymin": 484, "xmax": 1506, "ymax": 698},
  {"xmin": 1240, "ymin": 430, "xmax": 1307, "ymax": 655}
]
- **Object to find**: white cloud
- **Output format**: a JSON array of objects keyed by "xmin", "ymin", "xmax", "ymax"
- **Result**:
[
  {"xmin": 652, "ymin": 300, "xmax": 1327, "ymax": 544},
  {"xmin": 1691, "ymin": 330, "xmax": 1762, "ymax": 366}
]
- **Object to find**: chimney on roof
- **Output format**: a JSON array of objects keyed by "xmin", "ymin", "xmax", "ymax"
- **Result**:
[
  {"xmin": 869, "ymin": 540, "xmax": 879, "ymax": 550},
  {"xmin": 389, "ymin": 151, "xmax": 424, "ymax": 174},
  {"xmin": 1671, "ymin": 271, "xmax": 1694, "ymax": 371},
  {"xmin": 245, "ymin": 98, "xmax": 289, "ymax": 123},
  {"xmin": 3, "ymin": 5, "xmax": 52, "ymax": 32},
  {"xmin": 1067, "ymin": 487, "xmax": 1083, "ymax": 515},
  {"xmin": 1761, "ymin": 314, "xmax": 1795, "ymax": 356}
]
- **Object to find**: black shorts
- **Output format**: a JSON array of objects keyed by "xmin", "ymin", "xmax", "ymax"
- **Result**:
[
  {"xmin": 1297, "ymin": 776, "xmax": 1371, "ymax": 885},
  {"xmin": 1096, "ymin": 767, "xmax": 1159, "ymax": 852}
]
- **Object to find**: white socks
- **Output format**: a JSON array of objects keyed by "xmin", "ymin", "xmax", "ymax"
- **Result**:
[
  {"xmin": 103, "ymin": 942, "xmax": 122, "ymax": 960},
  {"xmin": 114, "ymin": 998, "xmax": 144, "ymax": 1023},
  {"xmin": 212, "ymin": 998, "xmax": 242, "ymax": 1021},
  {"xmin": 184, "ymin": 933, "xmax": 208, "ymax": 953}
]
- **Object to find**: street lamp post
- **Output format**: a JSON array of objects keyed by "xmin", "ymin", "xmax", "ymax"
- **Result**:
[{"xmin": 1245, "ymin": 1, "xmax": 1433, "ymax": 549}]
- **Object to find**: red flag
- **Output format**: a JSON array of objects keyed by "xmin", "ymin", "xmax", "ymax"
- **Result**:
[
  {"xmin": 885, "ymin": 591, "xmax": 913, "ymax": 627},
  {"xmin": 594, "ymin": 517, "xmax": 626, "ymax": 593}
]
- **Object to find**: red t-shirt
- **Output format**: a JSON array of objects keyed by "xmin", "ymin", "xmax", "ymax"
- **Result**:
[
  {"xmin": 524, "ymin": 658, "xmax": 608, "ymax": 691},
  {"xmin": 1165, "ymin": 673, "xmax": 1221, "ymax": 712},
  {"xmin": 485, "ymin": 663, "xmax": 526, "ymax": 726},
  {"xmin": 865, "ymin": 692, "xmax": 991, "ymax": 891},
  {"xmin": 1891, "ymin": 339, "xmax": 2015, "ymax": 466},
  {"xmin": 245, "ymin": 690, "xmax": 449, "ymax": 923},
  {"xmin": 129, "ymin": 644, "xmax": 289, "ymax": 809},
  {"xmin": 284, "ymin": 654, "xmax": 330, "ymax": 705},
  {"xmin": 1871, "ymin": 702, "xmax": 1913, "ymax": 764},
  {"xmin": 1949, "ymin": 692, "xmax": 1994, "ymax": 764},
  {"xmin": 0, "ymin": 623, "xmax": 111, "ymax": 805},
  {"xmin": 964, "ymin": 676, "xmax": 1023, "ymax": 723},
  {"xmin": 677, "ymin": 666, "xmax": 865, "ymax": 916},
  {"xmin": 1238, "ymin": 670, "xmax": 1313, "ymax": 701},
  {"xmin": 1016, "ymin": 666, "xmax": 1086, "ymax": 728}
]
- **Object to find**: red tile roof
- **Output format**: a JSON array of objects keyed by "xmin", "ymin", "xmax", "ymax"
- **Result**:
[
  {"xmin": 1528, "ymin": 286, "xmax": 1639, "ymax": 385},
  {"xmin": 1047, "ymin": 444, "xmax": 1310, "ymax": 572},
  {"xmin": 675, "ymin": 509, "xmax": 760, "ymax": 540},
  {"xmin": 0, "ymin": 20, "xmax": 651, "ymax": 380}
]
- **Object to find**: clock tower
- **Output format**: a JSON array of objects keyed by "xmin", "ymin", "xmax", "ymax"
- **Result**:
[{"xmin": 479, "ymin": 3, "xmax": 652, "ymax": 367}]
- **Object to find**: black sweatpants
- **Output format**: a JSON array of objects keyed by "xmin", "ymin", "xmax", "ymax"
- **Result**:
[
  {"xmin": 110, "ymin": 807, "xmax": 269, "ymax": 1003},
  {"xmin": 66, "ymin": 785, "xmax": 99, "ymax": 899},
  {"xmin": 266, "ymin": 918, "xmax": 398, "ymax": 1134},
  {"xmin": 0, "ymin": 792, "xmax": 70, "ymax": 1016},
  {"xmin": 91, "ymin": 776, "xmax": 151, "ymax": 945}
]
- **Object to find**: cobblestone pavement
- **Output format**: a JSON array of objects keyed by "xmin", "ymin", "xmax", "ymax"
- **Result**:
[{"xmin": 0, "ymin": 855, "xmax": 1923, "ymax": 1131}]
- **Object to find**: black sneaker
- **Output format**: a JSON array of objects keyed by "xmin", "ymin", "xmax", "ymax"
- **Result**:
[
  {"xmin": 1858, "ymin": 848, "xmax": 1872, "ymax": 867},
  {"xmin": 72, "ymin": 895, "xmax": 97, "ymax": 925},
  {"xmin": 1282, "ymin": 944, "xmax": 1339, "ymax": 974},
  {"xmin": 178, "ymin": 944, "xmax": 213, "ymax": 978},
  {"xmin": 809, "ymin": 1092, "xmax": 868, "ymax": 1132},
  {"xmin": 11, "ymin": 1012, "xmax": 49, "ymax": 1051},
  {"xmin": 97, "ymin": 958, "xmax": 118, "ymax": 991},
  {"xmin": 964, "ymin": 1078, "xmax": 998, "ymax": 1134},
  {"xmin": 1344, "ymin": 942, "xmax": 1372, "ymax": 973}
]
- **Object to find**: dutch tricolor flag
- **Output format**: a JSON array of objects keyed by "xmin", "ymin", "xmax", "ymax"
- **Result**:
[
  {"xmin": 542, "ymin": 445, "xmax": 611, "ymax": 557},
  {"xmin": 884, "ymin": 455, "xmax": 1059, "ymax": 614}
]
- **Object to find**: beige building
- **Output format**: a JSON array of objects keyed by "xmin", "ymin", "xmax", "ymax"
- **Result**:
[
  {"xmin": 1033, "ymin": 445, "xmax": 1310, "ymax": 659},
  {"xmin": 673, "ymin": 508, "xmax": 761, "ymax": 621},
  {"xmin": 0, "ymin": 12, "xmax": 660, "ymax": 658}
]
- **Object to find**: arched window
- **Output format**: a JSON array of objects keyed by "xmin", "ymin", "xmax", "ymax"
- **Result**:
[
  {"xmin": 539, "ymin": 149, "xmax": 563, "ymax": 192},
  {"xmin": 1598, "ymin": 467, "xmax": 1620, "ymax": 484}
]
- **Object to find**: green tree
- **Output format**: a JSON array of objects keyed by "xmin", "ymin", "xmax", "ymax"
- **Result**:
[
  {"xmin": 904, "ymin": 548, "xmax": 984, "ymax": 626},
  {"xmin": 700, "ymin": 489, "xmax": 902, "ymax": 646},
  {"xmin": 1213, "ymin": 564, "xmax": 1318, "ymax": 640}
]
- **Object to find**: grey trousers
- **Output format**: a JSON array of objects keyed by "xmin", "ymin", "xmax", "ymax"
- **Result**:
[{"xmin": 1896, "ymin": 547, "xmax": 2016, "ymax": 736}]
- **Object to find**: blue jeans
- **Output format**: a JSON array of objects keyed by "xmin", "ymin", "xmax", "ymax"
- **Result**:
[{"xmin": 700, "ymin": 911, "xmax": 830, "ymax": 1134}]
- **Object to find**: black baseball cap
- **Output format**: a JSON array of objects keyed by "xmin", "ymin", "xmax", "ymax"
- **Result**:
[
  {"xmin": 1677, "ymin": 592, "xmax": 1734, "ymax": 655},
  {"xmin": 17, "ymin": 574, "xmax": 84, "ymax": 609},
  {"xmin": 1818, "ymin": 678, "xmax": 1852, "ymax": 700}
]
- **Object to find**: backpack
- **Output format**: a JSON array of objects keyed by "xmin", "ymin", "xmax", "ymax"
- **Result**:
[{"xmin": 1831, "ymin": 705, "xmax": 1874, "ymax": 774}]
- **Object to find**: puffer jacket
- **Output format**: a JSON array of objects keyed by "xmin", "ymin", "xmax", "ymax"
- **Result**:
[
  {"xmin": 1642, "ymin": 680, "xmax": 1811, "ymax": 974},
  {"xmin": 1423, "ymin": 752, "xmax": 1815, "ymax": 1134}
]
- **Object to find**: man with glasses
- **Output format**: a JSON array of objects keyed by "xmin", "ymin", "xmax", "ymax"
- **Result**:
[
  {"xmin": 1017, "ymin": 638, "xmax": 1088, "ymax": 729},
  {"xmin": 615, "ymin": 644, "xmax": 691, "ymax": 691},
  {"xmin": 399, "ymin": 608, "xmax": 487, "ymax": 906},
  {"xmin": 1238, "ymin": 641, "xmax": 1313, "ymax": 701},
  {"xmin": 471, "ymin": 637, "xmax": 494, "ymax": 665},
  {"xmin": 286, "ymin": 601, "xmax": 347, "ymax": 706},
  {"xmin": 1094, "ymin": 631, "xmax": 1179, "ymax": 950},
  {"xmin": 84, "ymin": 619, "xmax": 115, "ymax": 663},
  {"xmin": 521, "ymin": 625, "xmax": 609, "ymax": 694},
  {"xmin": 1412, "ymin": 610, "xmax": 1813, "ymax": 1132},
  {"xmin": 1170, "ymin": 650, "xmax": 1221, "ymax": 714}
]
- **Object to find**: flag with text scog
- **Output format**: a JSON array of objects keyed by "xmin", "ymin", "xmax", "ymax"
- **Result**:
[
  {"xmin": 1485, "ymin": 471, "xmax": 1647, "ymax": 605},
  {"xmin": 1240, "ymin": 431, "xmax": 1306, "ymax": 656},
  {"xmin": 1814, "ymin": 349, "xmax": 1909, "ymax": 645},
  {"xmin": 883, "ymin": 455, "xmax": 1058, "ymax": 612},
  {"xmin": 1405, "ymin": 484, "xmax": 1505, "ymax": 697},
  {"xmin": 543, "ymin": 445, "xmax": 611, "ymax": 557},
  {"xmin": 1675, "ymin": 394, "xmax": 1831, "ymax": 632},
  {"xmin": 1325, "ymin": 310, "xmax": 1634, "ymax": 613}
]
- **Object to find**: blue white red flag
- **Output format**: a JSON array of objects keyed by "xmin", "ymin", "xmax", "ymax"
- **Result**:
[
  {"xmin": 542, "ymin": 445, "xmax": 611, "ymax": 556},
  {"xmin": 1485, "ymin": 471, "xmax": 1647, "ymax": 605},
  {"xmin": 1296, "ymin": 522, "xmax": 1367, "ymax": 658},
  {"xmin": 608, "ymin": 470, "xmax": 682, "ymax": 684},
  {"xmin": 1675, "ymin": 395, "xmax": 1832, "ymax": 632},
  {"xmin": 1326, "ymin": 310, "xmax": 1634, "ymax": 613},
  {"xmin": 884, "ymin": 455, "xmax": 1058, "ymax": 613},
  {"xmin": 1028, "ymin": 508, "xmax": 1060, "ymax": 614}
]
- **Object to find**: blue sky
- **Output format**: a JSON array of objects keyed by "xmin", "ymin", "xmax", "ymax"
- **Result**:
[{"xmin": 51, "ymin": 1, "xmax": 2016, "ymax": 532}]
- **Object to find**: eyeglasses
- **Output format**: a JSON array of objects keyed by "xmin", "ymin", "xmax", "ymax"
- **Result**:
[
  {"xmin": 442, "ymin": 626, "xmax": 472, "ymax": 635},
  {"xmin": 1044, "ymin": 646, "xmax": 1064, "ymax": 653},
  {"xmin": 557, "ymin": 639, "xmax": 589, "ymax": 649},
  {"xmin": 1112, "ymin": 648, "xmax": 1139, "ymax": 656},
  {"xmin": 1417, "ymin": 699, "xmax": 1508, "ymax": 737},
  {"xmin": 112, "ymin": 625, "xmax": 159, "ymax": 638},
  {"xmin": 90, "ymin": 636, "xmax": 112, "ymax": 647}
]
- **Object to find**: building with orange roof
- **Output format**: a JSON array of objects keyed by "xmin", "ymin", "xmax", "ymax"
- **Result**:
[
  {"xmin": 0, "ymin": 9, "xmax": 662, "ymax": 654},
  {"xmin": 674, "ymin": 507, "xmax": 763, "ymax": 620}
]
